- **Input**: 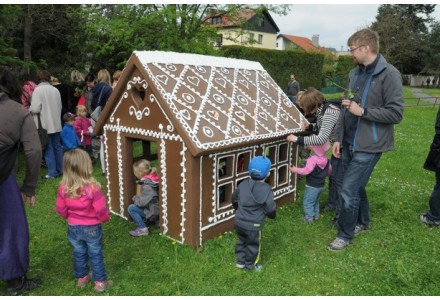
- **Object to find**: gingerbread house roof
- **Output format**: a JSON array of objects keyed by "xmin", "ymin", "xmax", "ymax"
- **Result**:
[{"xmin": 95, "ymin": 51, "xmax": 305, "ymax": 157}]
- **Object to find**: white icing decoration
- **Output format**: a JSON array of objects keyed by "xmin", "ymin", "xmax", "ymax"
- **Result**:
[
  {"xmin": 221, "ymin": 67, "xmax": 229, "ymax": 74},
  {"xmin": 203, "ymin": 126, "xmax": 214, "ymax": 137},
  {"xmin": 135, "ymin": 51, "xmax": 264, "ymax": 71},
  {"xmin": 213, "ymin": 94, "xmax": 225, "ymax": 104},
  {"xmin": 232, "ymin": 125, "xmax": 241, "ymax": 135},
  {"xmin": 215, "ymin": 77, "xmax": 227, "ymax": 88},
  {"xmin": 166, "ymin": 63, "xmax": 177, "ymax": 72},
  {"xmin": 156, "ymin": 75, "xmax": 169, "ymax": 85},
  {"xmin": 237, "ymin": 95, "xmax": 248, "ymax": 105},
  {"xmin": 207, "ymin": 110, "xmax": 219, "ymax": 121},
  {"xmin": 261, "ymin": 97, "xmax": 271, "ymax": 106},
  {"xmin": 235, "ymin": 111, "xmax": 246, "ymax": 122},
  {"xmin": 196, "ymin": 66, "xmax": 206, "ymax": 73},
  {"xmin": 180, "ymin": 109, "xmax": 191, "ymax": 120},
  {"xmin": 129, "ymin": 106, "xmax": 150, "ymax": 120},
  {"xmin": 260, "ymin": 81, "xmax": 269, "ymax": 89},
  {"xmin": 187, "ymin": 76, "xmax": 200, "ymax": 87},
  {"xmin": 239, "ymin": 79, "xmax": 249, "ymax": 89},
  {"xmin": 182, "ymin": 92, "xmax": 196, "ymax": 104}
]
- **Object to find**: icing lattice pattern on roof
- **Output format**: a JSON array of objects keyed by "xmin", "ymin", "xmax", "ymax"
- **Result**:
[{"xmin": 136, "ymin": 52, "xmax": 304, "ymax": 151}]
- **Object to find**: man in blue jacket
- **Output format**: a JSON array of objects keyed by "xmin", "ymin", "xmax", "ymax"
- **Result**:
[{"xmin": 328, "ymin": 28, "xmax": 404, "ymax": 251}]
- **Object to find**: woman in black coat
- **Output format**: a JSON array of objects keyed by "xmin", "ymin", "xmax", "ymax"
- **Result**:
[{"xmin": 421, "ymin": 107, "xmax": 440, "ymax": 226}]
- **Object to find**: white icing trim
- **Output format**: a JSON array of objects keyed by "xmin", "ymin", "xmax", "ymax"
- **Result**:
[{"xmin": 134, "ymin": 51, "xmax": 264, "ymax": 71}]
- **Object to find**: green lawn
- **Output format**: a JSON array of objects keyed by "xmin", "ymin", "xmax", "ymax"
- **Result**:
[{"xmin": 2, "ymin": 103, "xmax": 440, "ymax": 295}]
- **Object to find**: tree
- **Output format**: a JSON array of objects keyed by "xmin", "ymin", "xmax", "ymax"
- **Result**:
[{"xmin": 371, "ymin": 4, "xmax": 436, "ymax": 74}]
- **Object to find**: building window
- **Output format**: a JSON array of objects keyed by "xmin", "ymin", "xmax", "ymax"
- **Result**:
[
  {"xmin": 259, "ymin": 18, "xmax": 265, "ymax": 27},
  {"xmin": 258, "ymin": 34, "xmax": 263, "ymax": 44},
  {"xmin": 214, "ymin": 34, "xmax": 223, "ymax": 47},
  {"xmin": 249, "ymin": 32, "xmax": 255, "ymax": 42},
  {"xmin": 212, "ymin": 16, "xmax": 222, "ymax": 25}
]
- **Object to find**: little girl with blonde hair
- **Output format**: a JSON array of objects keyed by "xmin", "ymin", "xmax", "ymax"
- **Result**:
[
  {"xmin": 128, "ymin": 159, "xmax": 160, "ymax": 236},
  {"xmin": 55, "ymin": 149, "xmax": 112, "ymax": 292}
]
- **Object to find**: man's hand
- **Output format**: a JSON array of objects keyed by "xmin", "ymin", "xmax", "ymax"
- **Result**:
[
  {"xmin": 342, "ymin": 99, "xmax": 363, "ymax": 116},
  {"xmin": 22, "ymin": 193, "xmax": 36, "ymax": 208},
  {"xmin": 333, "ymin": 142, "xmax": 341, "ymax": 158}
]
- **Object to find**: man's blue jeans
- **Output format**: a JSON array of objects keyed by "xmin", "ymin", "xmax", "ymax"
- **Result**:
[
  {"xmin": 303, "ymin": 185, "xmax": 324, "ymax": 220},
  {"xmin": 427, "ymin": 170, "xmax": 440, "ymax": 220},
  {"xmin": 337, "ymin": 147, "xmax": 382, "ymax": 241},
  {"xmin": 68, "ymin": 224, "xmax": 107, "ymax": 282},
  {"xmin": 128, "ymin": 204, "xmax": 147, "ymax": 228},
  {"xmin": 45, "ymin": 132, "xmax": 63, "ymax": 177}
]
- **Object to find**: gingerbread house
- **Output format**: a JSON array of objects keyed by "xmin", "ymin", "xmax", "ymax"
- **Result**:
[{"xmin": 94, "ymin": 51, "xmax": 306, "ymax": 247}]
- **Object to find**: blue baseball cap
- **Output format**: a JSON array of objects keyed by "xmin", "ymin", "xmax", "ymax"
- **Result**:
[{"xmin": 249, "ymin": 156, "xmax": 271, "ymax": 179}]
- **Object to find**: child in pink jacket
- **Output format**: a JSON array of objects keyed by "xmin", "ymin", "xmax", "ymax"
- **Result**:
[
  {"xmin": 74, "ymin": 105, "xmax": 93, "ymax": 159},
  {"xmin": 55, "ymin": 149, "xmax": 112, "ymax": 292},
  {"xmin": 291, "ymin": 141, "xmax": 332, "ymax": 223}
]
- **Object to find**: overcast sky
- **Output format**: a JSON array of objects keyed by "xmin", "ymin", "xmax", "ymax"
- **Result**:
[{"xmin": 270, "ymin": 4, "xmax": 440, "ymax": 51}]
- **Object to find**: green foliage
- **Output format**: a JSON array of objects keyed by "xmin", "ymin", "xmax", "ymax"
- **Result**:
[
  {"xmin": 221, "ymin": 45, "xmax": 324, "ymax": 91},
  {"xmin": 371, "ymin": 4, "xmax": 437, "ymax": 74}
]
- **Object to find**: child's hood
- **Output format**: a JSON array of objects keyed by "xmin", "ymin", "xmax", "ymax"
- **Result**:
[
  {"xmin": 141, "ymin": 173, "xmax": 160, "ymax": 183},
  {"xmin": 310, "ymin": 141, "xmax": 330, "ymax": 157},
  {"xmin": 310, "ymin": 142, "xmax": 330, "ymax": 169}
]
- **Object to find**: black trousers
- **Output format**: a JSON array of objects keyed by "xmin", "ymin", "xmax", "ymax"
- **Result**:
[{"xmin": 235, "ymin": 225, "xmax": 261, "ymax": 269}]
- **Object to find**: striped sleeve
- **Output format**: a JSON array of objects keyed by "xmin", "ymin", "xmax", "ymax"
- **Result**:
[{"xmin": 299, "ymin": 105, "xmax": 340, "ymax": 146}]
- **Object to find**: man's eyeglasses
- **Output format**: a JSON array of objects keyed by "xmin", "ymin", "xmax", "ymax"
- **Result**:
[{"xmin": 348, "ymin": 45, "xmax": 364, "ymax": 53}]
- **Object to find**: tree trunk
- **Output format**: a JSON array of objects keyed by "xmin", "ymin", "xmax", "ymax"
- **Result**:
[{"xmin": 23, "ymin": 4, "xmax": 32, "ymax": 69}]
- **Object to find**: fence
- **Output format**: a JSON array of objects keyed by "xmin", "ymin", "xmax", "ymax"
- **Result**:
[{"xmin": 404, "ymin": 97, "xmax": 440, "ymax": 108}]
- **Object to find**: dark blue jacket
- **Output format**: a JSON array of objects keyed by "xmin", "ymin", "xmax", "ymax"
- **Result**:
[{"xmin": 91, "ymin": 82, "xmax": 112, "ymax": 111}]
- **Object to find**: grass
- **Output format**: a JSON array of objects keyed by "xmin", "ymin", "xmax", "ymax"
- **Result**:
[{"xmin": 2, "ymin": 89, "xmax": 440, "ymax": 295}]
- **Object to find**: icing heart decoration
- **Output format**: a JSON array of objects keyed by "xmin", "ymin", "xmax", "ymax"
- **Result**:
[
  {"xmin": 187, "ymin": 76, "xmax": 200, "ymax": 87},
  {"xmin": 259, "ymin": 112, "xmax": 268, "ymax": 121},
  {"xmin": 207, "ymin": 110, "xmax": 219, "ymax": 121},
  {"xmin": 260, "ymin": 81, "xmax": 269, "ymax": 89},
  {"xmin": 221, "ymin": 67, "xmax": 229, "ymax": 74},
  {"xmin": 180, "ymin": 109, "xmax": 191, "ymax": 120},
  {"xmin": 239, "ymin": 79, "xmax": 249, "ymax": 89},
  {"xmin": 243, "ymin": 69, "xmax": 251, "ymax": 75},
  {"xmin": 281, "ymin": 113, "xmax": 288, "ymax": 121},
  {"xmin": 235, "ymin": 111, "xmax": 246, "ymax": 122},
  {"xmin": 215, "ymin": 78, "xmax": 227, "ymax": 88},
  {"xmin": 156, "ymin": 75, "xmax": 169, "ymax": 85}
]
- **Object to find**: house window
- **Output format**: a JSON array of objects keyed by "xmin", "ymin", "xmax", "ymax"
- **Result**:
[
  {"xmin": 259, "ymin": 18, "xmax": 265, "ymax": 27},
  {"xmin": 236, "ymin": 152, "xmax": 251, "ymax": 175},
  {"xmin": 276, "ymin": 42, "xmax": 279, "ymax": 48},
  {"xmin": 278, "ymin": 143, "xmax": 288, "ymax": 163},
  {"xmin": 258, "ymin": 34, "xmax": 263, "ymax": 44},
  {"xmin": 249, "ymin": 33, "xmax": 254, "ymax": 42},
  {"xmin": 277, "ymin": 165, "xmax": 288, "ymax": 186},
  {"xmin": 218, "ymin": 182, "xmax": 233, "ymax": 207},
  {"xmin": 218, "ymin": 155, "xmax": 234, "ymax": 180},
  {"xmin": 212, "ymin": 16, "xmax": 222, "ymax": 25}
]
